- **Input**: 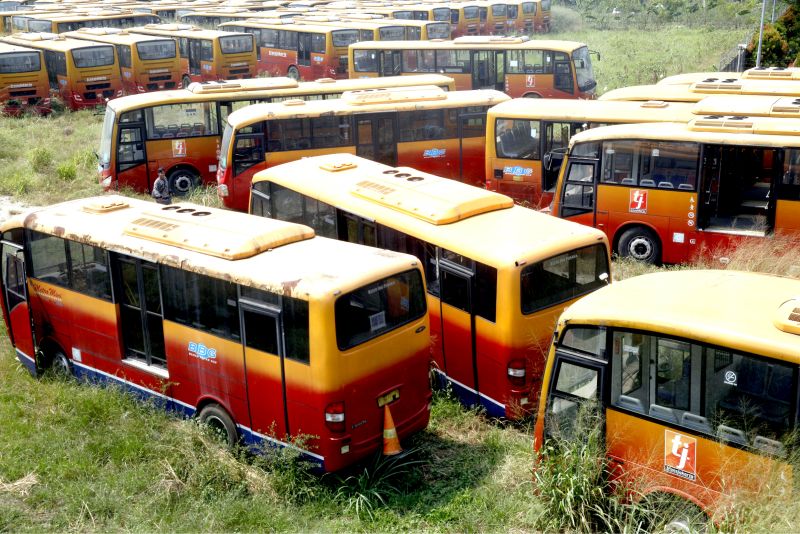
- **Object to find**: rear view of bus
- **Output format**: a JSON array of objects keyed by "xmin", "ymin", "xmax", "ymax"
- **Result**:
[
  {"xmin": 535, "ymin": 270, "xmax": 800, "ymax": 521},
  {"xmin": 0, "ymin": 42, "xmax": 49, "ymax": 115}
]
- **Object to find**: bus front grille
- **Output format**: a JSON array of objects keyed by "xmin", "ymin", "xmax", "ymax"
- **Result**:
[
  {"xmin": 10, "ymin": 89, "xmax": 36, "ymax": 97},
  {"xmin": 86, "ymin": 82, "xmax": 111, "ymax": 91},
  {"xmin": 149, "ymin": 74, "xmax": 172, "ymax": 81}
]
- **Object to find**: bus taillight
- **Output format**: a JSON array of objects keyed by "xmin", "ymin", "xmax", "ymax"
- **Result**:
[
  {"xmin": 507, "ymin": 359, "xmax": 526, "ymax": 386},
  {"xmin": 324, "ymin": 401, "xmax": 345, "ymax": 433}
]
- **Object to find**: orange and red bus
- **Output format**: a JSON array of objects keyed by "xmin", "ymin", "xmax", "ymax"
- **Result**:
[
  {"xmin": 291, "ymin": 15, "xmax": 452, "ymax": 41},
  {"xmin": 535, "ymin": 270, "xmax": 800, "ymax": 525},
  {"xmin": 97, "ymin": 73, "xmax": 456, "ymax": 195},
  {"xmin": 65, "ymin": 28, "xmax": 180, "ymax": 93},
  {"xmin": 2, "ymin": 32, "xmax": 123, "ymax": 109},
  {"xmin": 348, "ymin": 36, "xmax": 597, "ymax": 98},
  {"xmin": 0, "ymin": 195, "xmax": 432, "ymax": 472},
  {"xmin": 485, "ymin": 98, "xmax": 695, "ymax": 207},
  {"xmin": 217, "ymin": 86, "xmax": 509, "ymax": 211},
  {"xmin": 130, "ymin": 24, "xmax": 256, "ymax": 87},
  {"xmin": 552, "ymin": 116, "xmax": 800, "ymax": 264},
  {"xmin": 0, "ymin": 41, "xmax": 50, "ymax": 114},
  {"xmin": 250, "ymin": 153, "xmax": 611, "ymax": 418}
]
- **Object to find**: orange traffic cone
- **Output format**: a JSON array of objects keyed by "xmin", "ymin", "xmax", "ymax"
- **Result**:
[{"xmin": 382, "ymin": 404, "xmax": 402, "ymax": 456}]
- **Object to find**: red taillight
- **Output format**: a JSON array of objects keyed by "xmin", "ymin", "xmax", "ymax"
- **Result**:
[
  {"xmin": 325, "ymin": 401, "xmax": 345, "ymax": 433},
  {"xmin": 507, "ymin": 359, "xmax": 526, "ymax": 387}
]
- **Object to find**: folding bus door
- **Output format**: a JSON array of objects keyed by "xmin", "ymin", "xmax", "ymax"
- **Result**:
[
  {"xmin": 1, "ymin": 237, "xmax": 35, "ymax": 368},
  {"xmin": 355, "ymin": 113, "xmax": 398, "ymax": 167}
]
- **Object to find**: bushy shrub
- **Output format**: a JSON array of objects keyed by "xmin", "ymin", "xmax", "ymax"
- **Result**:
[
  {"xmin": 28, "ymin": 147, "xmax": 53, "ymax": 173},
  {"xmin": 56, "ymin": 161, "xmax": 77, "ymax": 181}
]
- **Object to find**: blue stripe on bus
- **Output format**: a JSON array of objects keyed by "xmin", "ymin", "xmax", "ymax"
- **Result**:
[{"xmin": 432, "ymin": 369, "xmax": 506, "ymax": 418}]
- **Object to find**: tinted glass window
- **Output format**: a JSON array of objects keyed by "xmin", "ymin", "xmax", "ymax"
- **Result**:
[
  {"xmin": 283, "ymin": 296, "xmax": 309, "ymax": 363},
  {"xmin": 440, "ymin": 269, "xmax": 470, "ymax": 312},
  {"xmin": 332, "ymin": 29, "xmax": 359, "ymax": 48},
  {"xmin": 145, "ymin": 102, "xmax": 219, "ymax": 140},
  {"xmin": 136, "ymin": 40, "xmax": 176, "ymax": 60},
  {"xmin": 162, "ymin": 266, "xmax": 240, "ymax": 341},
  {"xmin": 243, "ymin": 308, "xmax": 278, "ymax": 354},
  {"xmin": 495, "ymin": 118, "xmax": 540, "ymax": 160},
  {"xmin": 117, "ymin": 45, "xmax": 132, "ymax": 69},
  {"xmin": 68, "ymin": 241, "xmax": 111, "ymax": 300},
  {"xmin": 72, "ymin": 46, "xmax": 115, "ymax": 68},
  {"xmin": 0, "ymin": 51, "xmax": 40, "ymax": 73},
  {"xmin": 29, "ymin": 231, "xmax": 68, "ymax": 287}
]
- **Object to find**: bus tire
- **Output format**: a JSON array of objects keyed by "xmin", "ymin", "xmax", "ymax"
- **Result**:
[
  {"xmin": 168, "ymin": 168, "xmax": 199, "ymax": 196},
  {"xmin": 181, "ymin": 75, "xmax": 191, "ymax": 89},
  {"xmin": 198, "ymin": 404, "xmax": 239, "ymax": 448},
  {"xmin": 40, "ymin": 345, "xmax": 71, "ymax": 379},
  {"xmin": 617, "ymin": 226, "xmax": 661, "ymax": 264},
  {"xmin": 287, "ymin": 66, "xmax": 300, "ymax": 80},
  {"xmin": 523, "ymin": 93, "xmax": 542, "ymax": 98}
]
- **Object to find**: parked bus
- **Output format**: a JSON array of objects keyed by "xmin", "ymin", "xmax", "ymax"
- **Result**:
[
  {"xmin": 658, "ymin": 66, "xmax": 800, "ymax": 86},
  {"xmin": 551, "ymin": 117, "xmax": 800, "ymax": 264},
  {"xmin": 130, "ymin": 24, "xmax": 256, "ymax": 87},
  {"xmin": 98, "ymin": 73, "xmax": 456, "ymax": 195},
  {"xmin": 691, "ymin": 93, "xmax": 800, "ymax": 118},
  {"xmin": 0, "ymin": 195, "xmax": 431, "ymax": 472},
  {"xmin": 2, "ymin": 32, "xmax": 122, "ymax": 109},
  {"xmin": 348, "ymin": 36, "xmax": 597, "ymax": 98},
  {"xmin": 217, "ymin": 86, "xmax": 509, "ymax": 211},
  {"xmin": 249, "ymin": 153, "xmax": 611, "ymax": 418},
  {"xmin": 24, "ymin": 11, "xmax": 161, "ymax": 33},
  {"xmin": 65, "ymin": 28, "xmax": 180, "ymax": 93},
  {"xmin": 132, "ymin": 5, "xmax": 182, "ymax": 22},
  {"xmin": 0, "ymin": 41, "xmax": 50, "ymax": 114},
  {"xmin": 600, "ymin": 78, "xmax": 800, "ymax": 103},
  {"xmin": 534, "ymin": 270, "xmax": 800, "ymax": 523},
  {"xmin": 485, "ymin": 98, "xmax": 695, "ymax": 207},
  {"xmin": 291, "ymin": 15, "xmax": 452, "ymax": 41}
]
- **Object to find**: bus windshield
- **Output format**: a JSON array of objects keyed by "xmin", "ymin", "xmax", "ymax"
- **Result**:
[
  {"xmin": 433, "ymin": 8, "xmax": 451, "ymax": 20},
  {"xmin": 0, "ymin": 50, "xmax": 39, "ymax": 73},
  {"xmin": 379, "ymin": 27, "xmax": 405, "ymax": 41},
  {"xmin": 219, "ymin": 35, "xmax": 253, "ymax": 54},
  {"xmin": 27, "ymin": 19, "xmax": 51, "ymax": 32},
  {"xmin": 427, "ymin": 23, "xmax": 450, "ymax": 39},
  {"xmin": 332, "ymin": 29, "xmax": 360, "ymax": 47},
  {"xmin": 353, "ymin": 49, "xmax": 377, "ymax": 72},
  {"xmin": 520, "ymin": 244, "xmax": 608, "ymax": 314},
  {"xmin": 72, "ymin": 46, "xmax": 115, "ymax": 68},
  {"xmin": 335, "ymin": 269, "xmax": 426, "ymax": 350},
  {"xmin": 572, "ymin": 46, "xmax": 596, "ymax": 93},
  {"xmin": 136, "ymin": 39, "xmax": 176, "ymax": 60}
]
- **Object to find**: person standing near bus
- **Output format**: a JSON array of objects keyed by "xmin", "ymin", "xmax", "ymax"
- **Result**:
[{"xmin": 152, "ymin": 167, "xmax": 172, "ymax": 205}]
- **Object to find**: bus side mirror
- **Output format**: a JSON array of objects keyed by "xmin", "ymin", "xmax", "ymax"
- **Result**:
[{"xmin": 599, "ymin": 272, "xmax": 609, "ymax": 285}]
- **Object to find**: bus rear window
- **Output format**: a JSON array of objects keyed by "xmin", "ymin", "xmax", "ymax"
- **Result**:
[
  {"xmin": 426, "ymin": 23, "xmax": 450, "ymax": 39},
  {"xmin": 332, "ymin": 29, "xmax": 359, "ymax": 48},
  {"xmin": 521, "ymin": 244, "xmax": 608, "ymax": 314},
  {"xmin": 379, "ymin": 27, "xmax": 406, "ymax": 41},
  {"xmin": 72, "ymin": 46, "xmax": 115, "ymax": 68},
  {"xmin": 0, "ymin": 51, "xmax": 40, "ymax": 73},
  {"xmin": 353, "ymin": 49, "xmax": 378, "ymax": 72},
  {"xmin": 335, "ymin": 269, "xmax": 426, "ymax": 351},
  {"xmin": 220, "ymin": 35, "xmax": 253, "ymax": 54},
  {"xmin": 27, "ymin": 19, "xmax": 51, "ymax": 32},
  {"xmin": 136, "ymin": 39, "xmax": 176, "ymax": 60}
]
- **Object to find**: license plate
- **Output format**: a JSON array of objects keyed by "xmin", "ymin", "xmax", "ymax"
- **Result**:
[{"xmin": 377, "ymin": 389, "xmax": 399, "ymax": 407}]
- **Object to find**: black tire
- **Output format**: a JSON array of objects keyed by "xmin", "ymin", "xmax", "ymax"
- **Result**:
[
  {"xmin": 40, "ymin": 347, "xmax": 71, "ymax": 379},
  {"xmin": 523, "ymin": 93, "xmax": 542, "ymax": 98},
  {"xmin": 181, "ymin": 75, "xmax": 192, "ymax": 89},
  {"xmin": 287, "ymin": 66, "xmax": 300, "ymax": 80},
  {"xmin": 198, "ymin": 404, "xmax": 239, "ymax": 448},
  {"xmin": 168, "ymin": 168, "xmax": 198, "ymax": 196},
  {"xmin": 617, "ymin": 226, "xmax": 661, "ymax": 264}
]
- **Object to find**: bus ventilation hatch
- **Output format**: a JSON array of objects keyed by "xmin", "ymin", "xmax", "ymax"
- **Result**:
[
  {"xmin": 349, "ymin": 169, "xmax": 513, "ymax": 225},
  {"xmin": 124, "ymin": 205, "xmax": 314, "ymax": 259},
  {"xmin": 691, "ymin": 116, "xmax": 753, "ymax": 132},
  {"xmin": 774, "ymin": 298, "xmax": 800, "ymax": 335},
  {"xmin": 692, "ymin": 81, "xmax": 743, "ymax": 91},
  {"xmin": 82, "ymin": 198, "xmax": 130, "ymax": 214},
  {"xmin": 343, "ymin": 85, "xmax": 446, "ymax": 104}
]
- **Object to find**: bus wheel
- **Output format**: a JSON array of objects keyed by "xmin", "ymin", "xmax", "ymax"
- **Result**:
[
  {"xmin": 523, "ymin": 93, "xmax": 542, "ymax": 98},
  {"xmin": 41, "ymin": 347, "xmax": 71, "ymax": 379},
  {"xmin": 168, "ymin": 168, "xmax": 198, "ymax": 196},
  {"xmin": 618, "ymin": 227, "xmax": 661, "ymax": 264},
  {"xmin": 287, "ymin": 66, "xmax": 300, "ymax": 80},
  {"xmin": 198, "ymin": 404, "xmax": 239, "ymax": 448},
  {"xmin": 181, "ymin": 75, "xmax": 191, "ymax": 89}
]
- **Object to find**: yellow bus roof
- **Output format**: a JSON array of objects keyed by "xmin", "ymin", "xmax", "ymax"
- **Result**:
[
  {"xmin": 3, "ymin": 195, "xmax": 421, "ymax": 300},
  {"xmin": 567, "ymin": 118, "xmax": 800, "ymax": 149},
  {"xmin": 349, "ymin": 37, "xmax": 586, "ymax": 52},
  {"xmin": 692, "ymin": 94, "xmax": 800, "ymax": 119},
  {"xmin": 0, "ymin": 41, "xmax": 42, "ymax": 54},
  {"xmin": 106, "ymin": 73, "xmax": 455, "ymax": 111},
  {"xmin": 220, "ymin": 19, "xmax": 351, "ymax": 32},
  {"xmin": 225, "ymin": 86, "xmax": 509, "ymax": 127},
  {"xmin": 1, "ymin": 32, "xmax": 116, "ymax": 52},
  {"xmin": 557, "ymin": 270, "xmax": 800, "ymax": 363},
  {"xmin": 63, "ymin": 28, "xmax": 174, "ymax": 45},
  {"xmin": 130, "ymin": 23, "xmax": 247, "ymax": 39},
  {"xmin": 658, "ymin": 72, "xmax": 741, "ymax": 86},
  {"xmin": 660, "ymin": 67, "xmax": 800, "ymax": 86},
  {"xmin": 601, "ymin": 79, "xmax": 800, "ymax": 103},
  {"xmin": 253, "ymin": 153, "xmax": 608, "ymax": 267},
  {"xmin": 488, "ymin": 98, "xmax": 696, "ymax": 123}
]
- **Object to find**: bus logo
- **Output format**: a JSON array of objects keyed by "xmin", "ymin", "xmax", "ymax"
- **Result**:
[
  {"xmin": 664, "ymin": 430, "xmax": 696, "ymax": 482},
  {"xmin": 504, "ymin": 166, "xmax": 533, "ymax": 177},
  {"xmin": 173, "ymin": 139, "xmax": 187, "ymax": 157},
  {"xmin": 189, "ymin": 342, "xmax": 217, "ymax": 363},
  {"xmin": 423, "ymin": 148, "xmax": 446, "ymax": 158},
  {"xmin": 526, "ymin": 75, "xmax": 535, "ymax": 88},
  {"xmin": 629, "ymin": 189, "xmax": 648, "ymax": 214}
]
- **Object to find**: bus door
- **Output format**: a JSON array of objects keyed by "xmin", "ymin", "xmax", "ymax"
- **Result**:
[
  {"xmin": 355, "ymin": 113, "xmax": 397, "ymax": 167},
  {"xmin": 458, "ymin": 109, "xmax": 487, "ymax": 188},
  {"xmin": 543, "ymin": 351, "xmax": 606, "ymax": 441},
  {"xmin": 114, "ymin": 110, "xmax": 148, "ymax": 192},
  {"xmin": 240, "ymin": 298, "xmax": 289, "ymax": 439},
  {"xmin": 1, "ymin": 236, "xmax": 35, "ymax": 369},
  {"xmin": 558, "ymin": 157, "xmax": 598, "ymax": 228},
  {"xmin": 438, "ymin": 253, "xmax": 479, "ymax": 408},
  {"xmin": 380, "ymin": 50, "xmax": 401, "ymax": 77},
  {"xmin": 298, "ymin": 32, "xmax": 312, "ymax": 67},
  {"xmin": 115, "ymin": 256, "xmax": 166, "ymax": 369},
  {"xmin": 471, "ymin": 50, "xmax": 497, "ymax": 90},
  {"xmin": 188, "ymin": 38, "xmax": 202, "ymax": 76}
]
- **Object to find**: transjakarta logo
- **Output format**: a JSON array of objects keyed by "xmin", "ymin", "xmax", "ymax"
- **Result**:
[
  {"xmin": 189, "ymin": 342, "xmax": 217, "ymax": 363},
  {"xmin": 504, "ymin": 166, "xmax": 533, "ymax": 177},
  {"xmin": 629, "ymin": 189, "xmax": 648, "ymax": 214},
  {"xmin": 664, "ymin": 430, "xmax": 697, "ymax": 481},
  {"xmin": 424, "ymin": 148, "xmax": 446, "ymax": 158},
  {"xmin": 268, "ymin": 50, "xmax": 288, "ymax": 58}
]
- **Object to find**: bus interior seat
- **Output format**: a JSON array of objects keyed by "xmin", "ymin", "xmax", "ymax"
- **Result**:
[
  {"xmin": 648, "ymin": 404, "xmax": 678, "ymax": 424},
  {"xmin": 296, "ymin": 138, "xmax": 311, "ymax": 150},
  {"xmin": 639, "ymin": 178, "xmax": 656, "ymax": 187},
  {"xmin": 658, "ymin": 181, "xmax": 674, "ymax": 189},
  {"xmin": 678, "ymin": 183, "xmax": 694, "ymax": 191},
  {"xmin": 161, "ymin": 132, "xmax": 175, "ymax": 139},
  {"xmin": 717, "ymin": 425, "xmax": 749, "ymax": 446},
  {"xmin": 680, "ymin": 412, "xmax": 711, "ymax": 433},
  {"xmin": 616, "ymin": 395, "xmax": 644, "ymax": 413},
  {"xmin": 620, "ymin": 177, "xmax": 635, "ymax": 185},
  {"xmin": 266, "ymin": 140, "xmax": 282, "ymax": 151},
  {"xmin": 753, "ymin": 435, "xmax": 785, "ymax": 457}
]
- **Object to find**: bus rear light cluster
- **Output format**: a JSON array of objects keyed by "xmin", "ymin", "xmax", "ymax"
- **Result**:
[
  {"xmin": 325, "ymin": 401, "xmax": 345, "ymax": 433},
  {"xmin": 507, "ymin": 359, "xmax": 526, "ymax": 386}
]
